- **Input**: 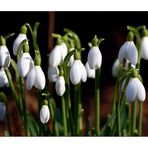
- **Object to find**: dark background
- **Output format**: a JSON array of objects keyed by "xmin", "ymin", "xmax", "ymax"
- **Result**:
[{"xmin": 1, "ymin": 12, "xmax": 148, "ymax": 135}]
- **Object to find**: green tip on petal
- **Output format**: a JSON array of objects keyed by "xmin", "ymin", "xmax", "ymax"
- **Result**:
[
  {"xmin": 43, "ymin": 100, "xmax": 48, "ymax": 105},
  {"xmin": 0, "ymin": 36, "xmax": 6, "ymax": 45},
  {"xmin": 92, "ymin": 35, "xmax": 99, "ymax": 46},
  {"xmin": 20, "ymin": 25, "xmax": 27, "ymax": 34},
  {"xmin": 127, "ymin": 31, "xmax": 134, "ymax": 41}
]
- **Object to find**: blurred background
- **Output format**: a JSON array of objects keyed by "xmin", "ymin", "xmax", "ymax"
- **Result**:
[{"xmin": 0, "ymin": 11, "xmax": 148, "ymax": 136}]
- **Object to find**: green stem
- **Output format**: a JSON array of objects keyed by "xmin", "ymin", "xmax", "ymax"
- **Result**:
[
  {"xmin": 61, "ymin": 95, "xmax": 68, "ymax": 136},
  {"xmin": 48, "ymin": 99, "xmax": 59, "ymax": 136},
  {"xmin": 138, "ymin": 101, "xmax": 143, "ymax": 136},
  {"xmin": 95, "ymin": 69, "xmax": 101, "ymax": 136},
  {"xmin": 130, "ymin": 101, "xmax": 137, "ymax": 135},
  {"xmin": 116, "ymin": 102, "xmax": 121, "ymax": 136},
  {"xmin": 5, "ymin": 68, "xmax": 21, "ymax": 113},
  {"xmin": 20, "ymin": 77, "xmax": 27, "ymax": 136}
]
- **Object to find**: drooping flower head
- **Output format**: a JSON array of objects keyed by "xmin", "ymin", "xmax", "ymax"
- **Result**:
[
  {"xmin": 55, "ymin": 68, "xmax": 66, "ymax": 96},
  {"xmin": 0, "ymin": 36, "xmax": 11, "ymax": 67},
  {"xmin": 40, "ymin": 100, "xmax": 50, "ymax": 124},
  {"xmin": 17, "ymin": 43, "xmax": 34, "ymax": 77},
  {"xmin": 87, "ymin": 35, "xmax": 102, "ymax": 69},
  {"xmin": 70, "ymin": 51, "xmax": 87, "ymax": 85},
  {"xmin": 48, "ymin": 66, "xmax": 59, "ymax": 83},
  {"xmin": 0, "ymin": 67, "xmax": 10, "ymax": 88},
  {"xmin": 49, "ymin": 38, "xmax": 68, "ymax": 67},
  {"xmin": 26, "ymin": 53, "xmax": 45, "ymax": 90},
  {"xmin": 141, "ymin": 28, "xmax": 148, "ymax": 60},
  {"xmin": 118, "ymin": 32, "xmax": 138, "ymax": 66},
  {"xmin": 13, "ymin": 25, "xmax": 28, "ymax": 56}
]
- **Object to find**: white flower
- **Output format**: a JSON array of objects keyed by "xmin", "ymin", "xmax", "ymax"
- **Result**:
[
  {"xmin": 141, "ymin": 36, "xmax": 148, "ymax": 60},
  {"xmin": 85, "ymin": 62, "xmax": 95, "ymax": 79},
  {"xmin": 26, "ymin": 66, "xmax": 45, "ymax": 90},
  {"xmin": 49, "ymin": 42, "xmax": 68, "ymax": 67},
  {"xmin": 0, "ymin": 45, "xmax": 11, "ymax": 67},
  {"xmin": 0, "ymin": 102, "xmax": 6, "ymax": 122},
  {"xmin": 70, "ymin": 60, "xmax": 87, "ymax": 85},
  {"xmin": 13, "ymin": 34, "xmax": 27, "ymax": 56},
  {"xmin": 55, "ymin": 76, "xmax": 66, "ymax": 96},
  {"xmin": 40, "ymin": 105, "xmax": 50, "ymax": 124},
  {"xmin": 87, "ymin": 46, "xmax": 102, "ymax": 69},
  {"xmin": 118, "ymin": 41, "xmax": 138, "ymax": 65},
  {"xmin": 17, "ymin": 53, "xmax": 34, "ymax": 77},
  {"xmin": 47, "ymin": 66, "xmax": 59, "ymax": 82},
  {"xmin": 0, "ymin": 67, "xmax": 9, "ymax": 88},
  {"xmin": 112, "ymin": 59, "xmax": 122, "ymax": 77},
  {"xmin": 126, "ymin": 77, "xmax": 146, "ymax": 102}
]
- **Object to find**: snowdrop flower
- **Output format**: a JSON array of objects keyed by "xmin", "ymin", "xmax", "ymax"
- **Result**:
[
  {"xmin": 87, "ymin": 36, "xmax": 102, "ymax": 70},
  {"xmin": 70, "ymin": 51, "xmax": 87, "ymax": 85},
  {"xmin": 0, "ymin": 36, "xmax": 11, "ymax": 67},
  {"xmin": 141, "ymin": 29, "xmax": 148, "ymax": 60},
  {"xmin": 0, "ymin": 67, "xmax": 9, "ymax": 88},
  {"xmin": 26, "ymin": 66, "xmax": 45, "ymax": 90},
  {"xmin": 55, "ymin": 76, "xmax": 66, "ymax": 96},
  {"xmin": 112, "ymin": 59, "xmax": 122, "ymax": 77},
  {"xmin": 126, "ymin": 77, "xmax": 146, "ymax": 102},
  {"xmin": 0, "ymin": 102, "xmax": 6, "ymax": 122},
  {"xmin": 40, "ymin": 100, "xmax": 50, "ymax": 124},
  {"xmin": 47, "ymin": 66, "xmax": 59, "ymax": 82},
  {"xmin": 17, "ymin": 44, "xmax": 34, "ymax": 77},
  {"xmin": 118, "ymin": 32, "xmax": 138, "ymax": 66},
  {"xmin": 85, "ymin": 62, "xmax": 95, "ymax": 79},
  {"xmin": 49, "ymin": 41, "xmax": 68, "ymax": 67},
  {"xmin": 13, "ymin": 25, "xmax": 28, "ymax": 56}
]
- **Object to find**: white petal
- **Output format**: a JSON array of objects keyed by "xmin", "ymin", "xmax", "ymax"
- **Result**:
[
  {"xmin": 34, "ymin": 66, "xmax": 46, "ymax": 90},
  {"xmin": 0, "ymin": 45, "xmax": 11, "ymax": 67},
  {"xmin": 126, "ymin": 41, "xmax": 138, "ymax": 65},
  {"xmin": 17, "ymin": 53, "xmax": 34, "ymax": 77},
  {"xmin": 0, "ymin": 102, "xmax": 6, "ymax": 122},
  {"xmin": 85, "ymin": 62, "xmax": 95, "ymax": 79},
  {"xmin": 80, "ymin": 62, "xmax": 87, "ymax": 82},
  {"xmin": 141, "ymin": 36, "xmax": 148, "ymax": 60},
  {"xmin": 55, "ymin": 76, "xmax": 66, "ymax": 96},
  {"xmin": 60, "ymin": 42, "xmax": 68, "ymax": 61},
  {"xmin": 48, "ymin": 66, "xmax": 59, "ymax": 82},
  {"xmin": 126, "ymin": 78, "xmax": 137, "ymax": 102},
  {"xmin": 70, "ymin": 60, "xmax": 82, "ymax": 85},
  {"xmin": 49, "ymin": 45, "xmax": 62, "ymax": 67},
  {"xmin": 40, "ymin": 105, "xmax": 50, "ymax": 123},
  {"xmin": 88, "ymin": 47, "xmax": 102, "ymax": 69},
  {"xmin": 26, "ymin": 67, "xmax": 36, "ymax": 90},
  {"xmin": 135, "ymin": 78, "xmax": 146, "ymax": 102},
  {"xmin": 118, "ymin": 42, "xmax": 127, "ymax": 64},
  {"xmin": 13, "ymin": 34, "xmax": 27, "ymax": 55},
  {"xmin": 112, "ymin": 59, "xmax": 122, "ymax": 77},
  {"xmin": 0, "ymin": 68, "xmax": 9, "ymax": 87}
]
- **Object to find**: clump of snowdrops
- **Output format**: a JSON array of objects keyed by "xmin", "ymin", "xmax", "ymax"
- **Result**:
[{"xmin": 0, "ymin": 23, "xmax": 147, "ymax": 136}]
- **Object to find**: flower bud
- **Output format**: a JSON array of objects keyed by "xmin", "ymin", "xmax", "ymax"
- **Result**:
[
  {"xmin": 40, "ymin": 105, "xmax": 50, "ymax": 124},
  {"xmin": 0, "ymin": 67, "xmax": 9, "ymax": 88},
  {"xmin": 55, "ymin": 76, "xmax": 66, "ymax": 96}
]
